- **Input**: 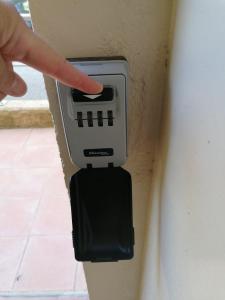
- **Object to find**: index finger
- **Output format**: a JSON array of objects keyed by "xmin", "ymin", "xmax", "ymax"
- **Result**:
[{"xmin": 18, "ymin": 30, "xmax": 103, "ymax": 94}]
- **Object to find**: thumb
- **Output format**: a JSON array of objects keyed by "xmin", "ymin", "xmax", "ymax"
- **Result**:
[{"xmin": 0, "ymin": 54, "xmax": 27, "ymax": 98}]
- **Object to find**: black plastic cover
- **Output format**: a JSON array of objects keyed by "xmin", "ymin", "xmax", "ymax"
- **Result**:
[{"xmin": 70, "ymin": 167, "xmax": 134, "ymax": 262}]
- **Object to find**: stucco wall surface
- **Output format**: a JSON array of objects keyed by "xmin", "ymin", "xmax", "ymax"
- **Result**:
[
  {"xmin": 29, "ymin": 1, "xmax": 172, "ymax": 300},
  {"xmin": 141, "ymin": 0, "xmax": 225, "ymax": 299}
]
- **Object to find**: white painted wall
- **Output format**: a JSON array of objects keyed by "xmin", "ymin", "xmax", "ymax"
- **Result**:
[
  {"xmin": 141, "ymin": 0, "xmax": 225, "ymax": 299},
  {"xmin": 29, "ymin": 1, "xmax": 172, "ymax": 300}
]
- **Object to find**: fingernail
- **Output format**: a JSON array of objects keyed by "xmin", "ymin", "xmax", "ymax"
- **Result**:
[
  {"xmin": 96, "ymin": 82, "xmax": 103, "ymax": 93},
  {"xmin": 91, "ymin": 81, "xmax": 103, "ymax": 93}
]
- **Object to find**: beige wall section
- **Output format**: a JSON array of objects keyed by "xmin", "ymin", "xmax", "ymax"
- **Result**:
[
  {"xmin": 141, "ymin": 0, "xmax": 225, "ymax": 299},
  {"xmin": 29, "ymin": 1, "xmax": 172, "ymax": 299}
]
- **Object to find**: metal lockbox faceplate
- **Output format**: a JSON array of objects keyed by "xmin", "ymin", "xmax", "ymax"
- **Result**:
[{"xmin": 56, "ymin": 57, "xmax": 128, "ymax": 168}]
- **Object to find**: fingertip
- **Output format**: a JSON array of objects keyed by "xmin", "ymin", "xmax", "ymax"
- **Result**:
[
  {"xmin": 77, "ymin": 76, "xmax": 103, "ymax": 94},
  {"xmin": 85, "ymin": 82, "xmax": 103, "ymax": 94},
  {"xmin": 57, "ymin": 61, "xmax": 103, "ymax": 94},
  {"xmin": 95, "ymin": 81, "xmax": 104, "ymax": 93}
]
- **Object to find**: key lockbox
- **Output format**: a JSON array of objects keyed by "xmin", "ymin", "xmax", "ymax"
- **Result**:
[{"xmin": 56, "ymin": 57, "xmax": 134, "ymax": 262}]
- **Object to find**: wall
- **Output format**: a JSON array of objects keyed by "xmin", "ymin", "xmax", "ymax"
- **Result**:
[
  {"xmin": 29, "ymin": 1, "xmax": 172, "ymax": 300},
  {"xmin": 141, "ymin": 0, "xmax": 225, "ymax": 299}
]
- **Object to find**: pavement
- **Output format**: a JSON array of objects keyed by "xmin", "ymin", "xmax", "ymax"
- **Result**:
[{"xmin": 0, "ymin": 128, "xmax": 88, "ymax": 298}]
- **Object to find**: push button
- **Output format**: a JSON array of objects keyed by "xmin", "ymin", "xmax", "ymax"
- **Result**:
[
  {"xmin": 71, "ymin": 86, "xmax": 114, "ymax": 103},
  {"xmin": 87, "ymin": 111, "xmax": 93, "ymax": 127},
  {"xmin": 97, "ymin": 111, "xmax": 103, "ymax": 127},
  {"xmin": 108, "ymin": 110, "xmax": 113, "ymax": 126},
  {"xmin": 77, "ymin": 112, "xmax": 83, "ymax": 127}
]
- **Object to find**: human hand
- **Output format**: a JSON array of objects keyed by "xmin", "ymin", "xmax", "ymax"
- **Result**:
[{"xmin": 0, "ymin": 1, "xmax": 103, "ymax": 101}]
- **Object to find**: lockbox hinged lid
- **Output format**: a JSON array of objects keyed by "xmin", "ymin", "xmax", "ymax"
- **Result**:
[{"xmin": 70, "ymin": 167, "xmax": 134, "ymax": 262}]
